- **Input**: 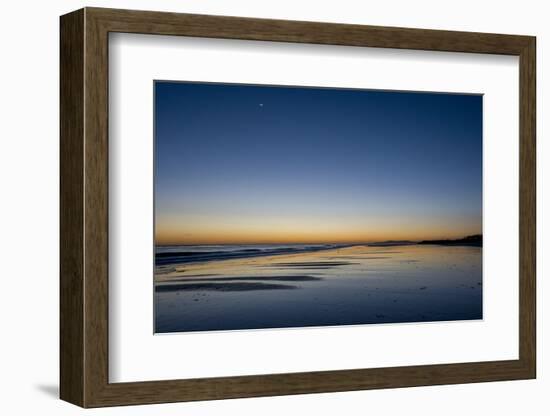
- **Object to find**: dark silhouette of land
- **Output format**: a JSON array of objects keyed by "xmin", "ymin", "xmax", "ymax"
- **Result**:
[
  {"xmin": 418, "ymin": 234, "xmax": 482, "ymax": 247},
  {"xmin": 367, "ymin": 235, "xmax": 482, "ymax": 248}
]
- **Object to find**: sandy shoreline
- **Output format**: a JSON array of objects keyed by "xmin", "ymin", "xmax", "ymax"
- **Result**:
[{"xmin": 155, "ymin": 244, "xmax": 482, "ymax": 333}]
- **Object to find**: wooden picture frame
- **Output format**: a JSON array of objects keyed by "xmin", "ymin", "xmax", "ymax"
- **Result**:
[{"xmin": 60, "ymin": 7, "xmax": 536, "ymax": 408}]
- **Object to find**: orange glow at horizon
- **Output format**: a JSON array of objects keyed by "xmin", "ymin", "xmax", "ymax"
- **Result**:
[
  {"xmin": 153, "ymin": 82, "xmax": 483, "ymax": 247},
  {"xmin": 155, "ymin": 214, "xmax": 482, "ymax": 245}
]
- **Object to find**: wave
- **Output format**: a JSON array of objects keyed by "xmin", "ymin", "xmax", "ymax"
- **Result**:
[{"xmin": 155, "ymin": 244, "xmax": 349, "ymax": 266}]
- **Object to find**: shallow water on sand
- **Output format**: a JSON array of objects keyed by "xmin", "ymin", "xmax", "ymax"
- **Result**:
[{"xmin": 154, "ymin": 244, "xmax": 482, "ymax": 333}]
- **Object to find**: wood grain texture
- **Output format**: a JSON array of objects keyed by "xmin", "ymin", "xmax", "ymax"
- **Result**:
[
  {"xmin": 88, "ymin": 7, "xmax": 532, "ymax": 54},
  {"xmin": 518, "ymin": 38, "xmax": 536, "ymax": 375},
  {"xmin": 83, "ymin": 11, "xmax": 110, "ymax": 406},
  {"xmin": 59, "ymin": 8, "xmax": 84, "ymax": 407},
  {"xmin": 59, "ymin": 7, "xmax": 537, "ymax": 408}
]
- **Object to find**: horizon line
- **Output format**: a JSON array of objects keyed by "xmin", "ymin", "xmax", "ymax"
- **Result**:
[{"xmin": 155, "ymin": 234, "xmax": 482, "ymax": 247}]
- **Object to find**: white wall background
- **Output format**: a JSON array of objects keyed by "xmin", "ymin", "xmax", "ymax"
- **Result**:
[{"xmin": 0, "ymin": 0, "xmax": 545, "ymax": 414}]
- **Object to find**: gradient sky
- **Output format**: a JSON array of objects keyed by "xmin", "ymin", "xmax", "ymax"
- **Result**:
[{"xmin": 154, "ymin": 81, "xmax": 482, "ymax": 245}]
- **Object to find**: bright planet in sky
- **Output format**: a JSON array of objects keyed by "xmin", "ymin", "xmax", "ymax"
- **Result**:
[{"xmin": 154, "ymin": 81, "xmax": 482, "ymax": 245}]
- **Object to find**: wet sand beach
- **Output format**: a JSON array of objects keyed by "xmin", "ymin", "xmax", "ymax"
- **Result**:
[{"xmin": 154, "ymin": 244, "xmax": 482, "ymax": 333}]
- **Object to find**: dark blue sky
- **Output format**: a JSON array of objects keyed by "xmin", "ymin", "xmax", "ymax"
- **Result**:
[{"xmin": 154, "ymin": 81, "xmax": 482, "ymax": 244}]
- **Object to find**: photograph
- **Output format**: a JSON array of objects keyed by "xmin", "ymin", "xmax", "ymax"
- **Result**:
[
  {"xmin": 153, "ymin": 81, "xmax": 483, "ymax": 333},
  {"xmin": 53, "ymin": 5, "xmax": 537, "ymax": 410}
]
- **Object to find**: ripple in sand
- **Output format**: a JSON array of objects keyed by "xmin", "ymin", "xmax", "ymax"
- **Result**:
[{"xmin": 155, "ymin": 281, "xmax": 298, "ymax": 292}]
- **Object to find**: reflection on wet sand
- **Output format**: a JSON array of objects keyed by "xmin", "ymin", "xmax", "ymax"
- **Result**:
[
  {"xmin": 260, "ymin": 261, "xmax": 360, "ymax": 270},
  {"xmin": 155, "ymin": 244, "xmax": 482, "ymax": 333},
  {"xmin": 157, "ymin": 275, "xmax": 322, "ymax": 284},
  {"xmin": 156, "ymin": 282, "xmax": 297, "ymax": 293}
]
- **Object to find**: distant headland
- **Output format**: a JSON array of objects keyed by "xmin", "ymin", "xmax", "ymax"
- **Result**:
[
  {"xmin": 418, "ymin": 234, "xmax": 482, "ymax": 247},
  {"xmin": 368, "ymin": 234, "xmax": 482, "ymax": 248}
]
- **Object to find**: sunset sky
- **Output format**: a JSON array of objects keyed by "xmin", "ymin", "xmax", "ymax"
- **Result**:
[{"xmin": 154, "ymin": 81, "xmax": 482, "ymax": 245}]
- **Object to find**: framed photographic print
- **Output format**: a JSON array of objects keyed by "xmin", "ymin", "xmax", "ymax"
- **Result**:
[{"xmin": 60, "ymin": 7, "xmax": 536, "ymax": 407}]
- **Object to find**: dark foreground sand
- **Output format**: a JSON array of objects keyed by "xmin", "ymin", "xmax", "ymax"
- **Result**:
[{"xmin": 155, "ymin": 244, "xmax": 482, "ymax": 333}]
